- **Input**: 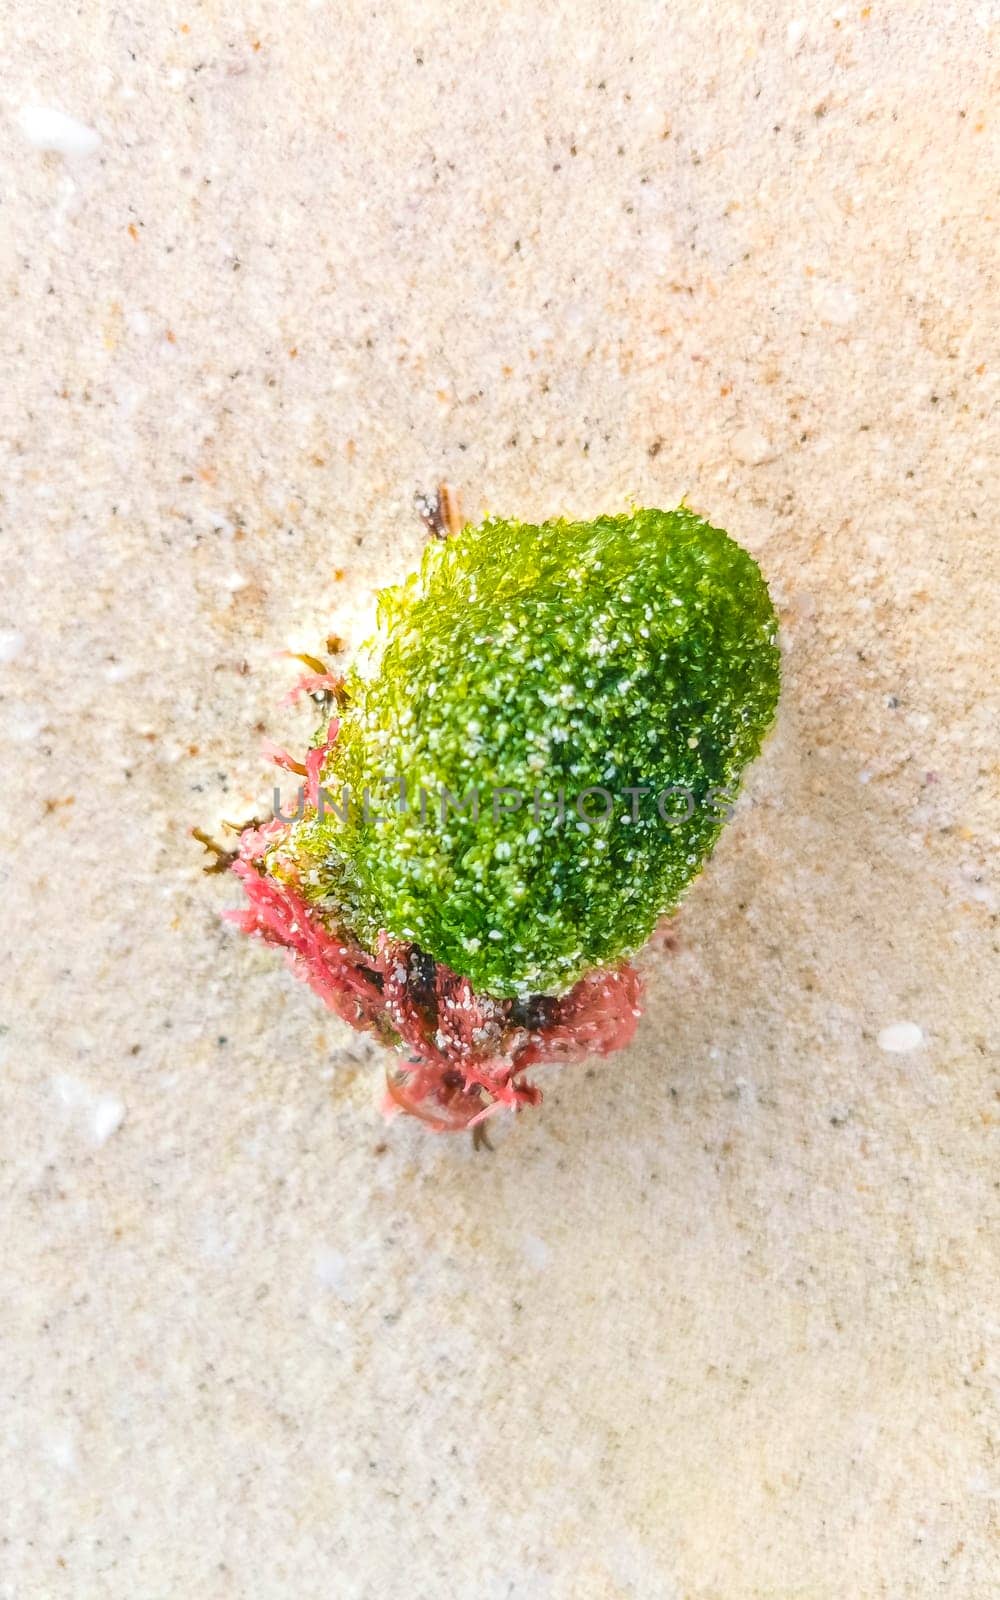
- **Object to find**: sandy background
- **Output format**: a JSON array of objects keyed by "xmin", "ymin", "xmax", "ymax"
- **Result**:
[{"xmin": 2, "ymin": 2, "xmax": 998, "ymax": 1596}]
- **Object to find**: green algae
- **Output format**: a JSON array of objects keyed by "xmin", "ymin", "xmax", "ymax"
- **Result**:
[{"xmin": 270, "ymin": 507, "xmax": 780, "ymax": 997}]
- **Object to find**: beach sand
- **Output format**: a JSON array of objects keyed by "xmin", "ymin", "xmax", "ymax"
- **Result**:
[{"xmin": 2, "ymin": 4, "xmax": 998, "ymax": 1594}]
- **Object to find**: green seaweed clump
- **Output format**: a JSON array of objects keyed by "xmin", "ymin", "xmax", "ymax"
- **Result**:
[{"xmin": 267, "ymin": 507, "xmax": 780, "ymax": 997}]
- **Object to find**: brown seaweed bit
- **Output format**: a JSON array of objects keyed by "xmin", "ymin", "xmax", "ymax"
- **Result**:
[
  {"xmin": 356, "ymin": 964, "xmax": 385, "ymax": 995},
  {"xmin": 192, "ymin": 827, "xmax": 238, "ymax": 874},
  {"xmin": 507, "ymin": 993, "xmax": 558, "ymax": 1033},
  {"xmin": 471, "ymin": 1122, "xmax": 494, "ymax": 1153},
  {"xmin": 192, "ymin": 817, "xmax": 270, "ymax": 874},
  {"xmin": 414, "ymin": 481, "xmax": 464, "ymax": 539},
  {"xmin": 438, "ymin": 482, "xmax": 463, "ymax": 536},
  {"xmin": 377, "ymin": 938, "xmax": 448, "ymax": 1067},
  {"xmin": 261, "ymin": 741, "xmax": 309, "ymax": 776},
  {"xmin": 406, "ymin": 945, "xmax": 439, "ymax": 1011},
  {"xmin": 292, "ymin": 651, "xmax": 329, "ymax": 677},
  {"xmin": 414, "ymin": 488, "xmax": 448, "ymax": 538}
]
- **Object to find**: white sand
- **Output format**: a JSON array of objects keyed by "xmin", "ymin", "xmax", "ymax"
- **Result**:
[{"xmin": 2, "ymin": 3, "xmax": 998, "ymax": 1595}]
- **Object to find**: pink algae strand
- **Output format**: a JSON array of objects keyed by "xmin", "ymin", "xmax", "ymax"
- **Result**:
[{"xmin": 227, "ymin": 839, "xmax": 642, "ymax": 1132}]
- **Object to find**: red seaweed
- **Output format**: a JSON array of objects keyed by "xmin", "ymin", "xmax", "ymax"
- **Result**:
[{"xmin": 227, "ymin": 847, "xmax": 642, "ymax": 1132}]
